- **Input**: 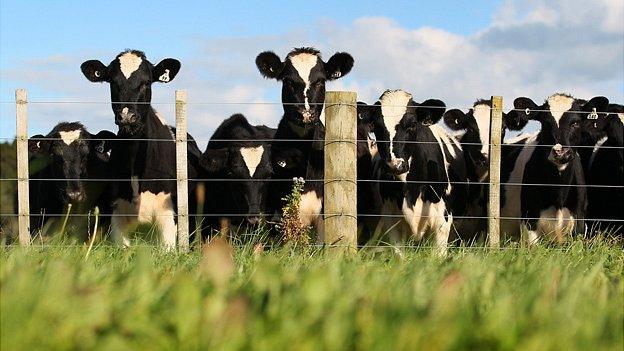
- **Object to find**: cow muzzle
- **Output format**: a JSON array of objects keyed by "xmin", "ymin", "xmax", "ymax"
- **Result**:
[
  {"xmin": 386, "ymin": 157, "xmax": 409, "ymax": 175},
  {"xmin": 548, "ymin": 143, "xmax": 573, "ymax": 168},
  {"xmin": 66, "ymin": 189, "xmax": 85, "ymax": 203},
  {"xmin": 300, "ymin": 109, "xmax": 317, "ymax": 123},
  {"xmin": 116, "ymin": 107, "xmax": 138, "ymax": 125}
]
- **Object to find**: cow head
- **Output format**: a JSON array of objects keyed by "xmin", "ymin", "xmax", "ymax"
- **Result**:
[
  {"xmin": 581, "ymin": 102, "xmax": 623, "ymax": 146},
  {"xmin": 80, "ymin": 50, "xmax": 180, "ymax": 134},
  {"xmin": 29, "ymin": 122, "xmax": 115, "ymax": 204},
  {"xmin": 201, "ymin": 145, "xmax": 273, "ymax": 225},
  {"xmin": 507, "ymin": 93, "xmax": 610, "ymax": 171},
  {"xmin": 356, "ymin": 101, "xmax": 378, "ymax": 159},
  {"xmin": 256, "ymin": 47, "xmax": 353, "ymax": 125},
  {"xmin": 367, "ymin": 90, "xmax": 445, "ymax": 175},
  {"xmin": 443, "ymin": 100, "xmax": 506, "ymax": 181}
]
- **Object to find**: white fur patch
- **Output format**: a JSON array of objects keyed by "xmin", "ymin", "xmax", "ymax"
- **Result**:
[
  {"xmin": 589, "ymin": 136, "xmax": 607, "ymax": 170},
  {"xmin": 547, "ymin": 94, "xmax": 574, "ymax": 126},
  {"xmin": 367, "ymin": 132, "xmax": 378, "ymax": 158},
  {"xmin": 429, "ymin": 124, "xmax": 461, "ymax": 195},
  {"xmin": 289, "ymin": 53, "xmax": 319, "ymax": 111},
  {"xmin": 59, "ymin": 130, "xmax": 81, "ymax": 145},
  {"xmin": 137, "ymin": 191, "xmax": 177, "ymax": 249},
  {"xmin": 380, "ymin": 90, "xmax": 412, "ymax": 160},
  {"xmin": 618, "ymin": 113, "xmax": 624, "ymax": 124},
  {"xmin": 402, "ymin": 195, "xmax": 452, "ymax": 256},
  {"xmin": 298, "ymin": 190, "xmax": 322, "ymax": 227},
  {"xmin": 118, "ymin": 52, "xmax": 143, "ymax": 79},
  {"xmin": 240, "ymin": 146, "xmax": 264, "ymax": 177},
  {"xmin": 472, "ymin": 104, "xmax": 491, "ymax": 156},
  {"xmin": 536, "ymin": 206, "xmax": 575, "ymax": 243},
  {"xmin": 501, "ymin": 133, "xmax": 538, "ymax": 238}
]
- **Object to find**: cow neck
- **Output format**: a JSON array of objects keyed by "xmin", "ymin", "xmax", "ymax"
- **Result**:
[
  {"xmin": 117, "ymin": 108, "xmax": 175, "ymax": 179},
  {"xmin": 283, "ymin": 112, "xmax": 321, "ymax": 139}
]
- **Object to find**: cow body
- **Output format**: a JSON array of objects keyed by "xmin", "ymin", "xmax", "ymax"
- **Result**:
[
  {"xmin": 366, "ymin": 90, "xmax": 466, "ymax": 255},
  {"xmin": 26, "ymin": 122, "xmax": 115, "ymax": 239},
  {"xmin": 255, "ymin": 47, "xmax": 354, "ymax": 242},
  {"xmin": 201, "ymin": 114, "xmax": 275, "ymax": 236},
  {"xmin": 501, "ymin": 93, "xmax": 609, "ymax": 243},
  {"xmin": 585, "ymin": 104, "xmax": 623, "ymax": 235},
  {"xmin": 81, "ymin": 49, "xmax": 202, "ymax": 249}
]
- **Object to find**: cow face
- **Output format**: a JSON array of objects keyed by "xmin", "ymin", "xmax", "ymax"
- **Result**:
[
  {"xmin": 256, "ymin": 47, "xmax": 353, "ymax": 124},
  {"xmin": 29, "ymin": 123, "xmax": 115, "ymax": 204},
  {"xmin": 201, "ymin": 145, "xmax": 273, "ymax": 224},
  {"xmin": 368, "ymin": 90, "xmax": 446, "ymax": 174},
  {"xmin": 81, "ymin": 50, "xmax": 180, "ymax": 133},
  {"xmin": 357, "ymin": 101, "xmax": 378, "ymax": 159},
  {"xmin": 444, "ymin": 100, "xmax": 503, "ymax": 180},
  {"xmin": 511, "ymin": 94, "xmax": 610, "ymax": 171},
  {"xmin": 581, "ymin": 103, "xmax": 623, "ymax": 146}
]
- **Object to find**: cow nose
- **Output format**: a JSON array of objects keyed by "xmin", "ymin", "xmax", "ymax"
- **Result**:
[
  {"xmin": 67, "ymin": 190, "xmax": 84, "ymax": 202},
  {"xmin": 301, "ymin": 110, "xmax": 315, "ymax": 123},
  {"xmin": 118, "ymin": 107, "xmax": 136, "ymax": 124},
  {"xmin": 246, "ymin": 216, "xmax": 261, "ymax": 225},
  {"xmin": 388, "ymin": 157, "xmax": 408, "ymax": 174},
  {"xmin": 552, "ymin": 143, "xmax": 565, "ymax": 156}
]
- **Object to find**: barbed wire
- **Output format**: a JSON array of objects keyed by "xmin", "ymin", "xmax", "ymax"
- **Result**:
[
  {"xmin": 1, "ymin": 212, "xmax": 622, "ymax": 222},
  {"xmin": 0, "ymin": 100, "xmax": 621, "ymax": 115},
  {"xmin": 0, "ymin": 136, "xmax": 622, "ymax": 150},
  {"xmin": 1, "ymin": 177, "xmax": 622, "ymax": 189}
]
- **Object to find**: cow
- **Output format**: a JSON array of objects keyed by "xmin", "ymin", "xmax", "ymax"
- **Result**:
[
  {"xmin": 585, "ymin": 103, "xmax": 623, "ymax": 235},
  {"xmin": 355, "ymin": 101, "xmax": 382, "ymax": 244},
  {"xmin": 365, "ymin": 90, "xmax": 467, "ymax": 255},
  {"xmin": 501, "ymin": 93, "xmax": 610, "ymax": 244},
  {"xmin": 255, "ymin": 47, "xmax": 354, "ymax": 242},
  {"xmin": 200, "ymin": 114, "xmax": 275, "ymax": 237},
  {"xmin": 26, "ymin": 122, "xmax": 115, "ymax": 239},
  {"xmin": 80, "ymin": 49, "xmax": 203, "ymax": 249}
]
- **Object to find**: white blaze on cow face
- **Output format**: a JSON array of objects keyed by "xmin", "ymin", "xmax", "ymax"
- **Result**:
[
  {"xmin": 380, "ymin": 90, "xmax": 412, "ymax": 164},
  {"xmin": 289, "ymin": 53, "xmax": 319, "ymax": 111},
  {"xmin": 240, "ymin": 146, "xmax": 264, "ymax": 177},
  {"xmin": 472, "ymin": 104, "xmax": 491, "ymax": 157},
  {"xmin": 118, "ymin": 52, "xmax": 143, "ymax": 79},
  {"xmin": 59, "ymin": 130, "xmax": 81, "ymax": 145},
  {"xmin": 547, "ymin": 94, "xmax": 574, "ymax": 126}
]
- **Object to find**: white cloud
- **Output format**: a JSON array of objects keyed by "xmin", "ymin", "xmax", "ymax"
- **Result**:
[{"xmin": 1, "ymin": 0, "xmax": 621, "ymax": 146}]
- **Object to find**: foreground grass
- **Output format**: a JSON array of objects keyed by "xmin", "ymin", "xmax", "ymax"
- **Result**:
[{"xmin": 1, "ymin": 240, "xmax": 623, "ymax": 351}]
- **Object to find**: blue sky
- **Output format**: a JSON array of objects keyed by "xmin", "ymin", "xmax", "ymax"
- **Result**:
[{"xmin": 0, "ymin": 0, "xmax": 622, "ymax": 145}]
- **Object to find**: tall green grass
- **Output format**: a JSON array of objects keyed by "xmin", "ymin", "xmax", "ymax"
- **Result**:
[{"xmin": 1, "ymin": 240, "xmax": 622, "ymax": 350}]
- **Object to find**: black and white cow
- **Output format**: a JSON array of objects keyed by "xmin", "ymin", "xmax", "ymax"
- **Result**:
[
  {"xmin": 200, "ymin": 114, "xmax": 275, "ymax": 235},
  {"xmin": 585, "ymin": 103, "xmax": 623, "ymax": 235},
  {"xmin": 366, "ymin": 90, "xmax": 466, "ymax": 255},
  {"xmin": 255, "ymin": 47, "xmax": 353, "ymax": 241},
  {"xmin": 80, "ymin": 49, "xmax": 203, "ymax": 249},
  {"xmin": 355, "ymin": 101, "xmax": 382, "ymax": 244},
  {"xmin": 501, "ymin": 93, "xmax": 610, "ymax": 243},
  {"xmin": 27, "ymin": 122, "xmax": 115, "ymax": 238}
]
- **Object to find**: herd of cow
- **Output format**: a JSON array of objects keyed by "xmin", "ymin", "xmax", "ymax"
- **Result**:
[{"xmin": 19, "ymin": 48, "xmax": 623, "ymax": 253}]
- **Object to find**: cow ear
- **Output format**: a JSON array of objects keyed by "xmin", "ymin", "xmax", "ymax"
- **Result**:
[
  {"xmin": 417, "ymin": 99, "xmax": 446, "ymax": 125},
  {"xmin": 443, "ymin": 109, "xmax": 468, "ymax": 130},
  {"xmin": 505, "ymin": 97, "xmax": 537, "ymax": 130},
  {"xmin": 28, "ymin": 135, "xmax": 49, "ymax": 156},
  {"xmin": 91, "ymin": 130, "xmax": 116, "ymax": 154},
  {"xmin": 325, "ymin": 52, "xmax": 354, "ymax": 80},
  {"xmin": 581, "ymin": 96, "xmax": 609, "ymax": 113},
  {"xmin": 152, "ymin": 58, "xmax": 181, "ymax": 83},
  {"xmin": 200, "ymin": 148, "xmax": 228, "ymax": 173},
  {"xmin": 81, "ymin": 60, "xmax": 108, "ymax": 82},
  {"xmin": 256, "ymin": 51, "xmax": 284, "ymax": 80}
]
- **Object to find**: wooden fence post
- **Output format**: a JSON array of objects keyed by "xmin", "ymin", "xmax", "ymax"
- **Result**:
[
  {"xmin": 488, "ymin": 95, "xmax": 503, "ymax": 248},
  {"xmin": 324, "ymin": 91, "xmax": 358, "ymax": 253},
  {"xmin": 16, "ymin": 89, "xmax": 31, "ymax": 246},
  {"xmin": 175, "ymin": 90, "xmax": 189, "ymax": 252}
]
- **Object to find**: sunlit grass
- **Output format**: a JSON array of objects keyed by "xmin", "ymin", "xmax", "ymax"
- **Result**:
[{"xmin": 1, "ymin": 238, "xmax": 622, "ymax": 350}]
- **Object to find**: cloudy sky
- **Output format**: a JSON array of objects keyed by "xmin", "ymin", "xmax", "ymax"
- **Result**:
[{"xmin": 0, "ymin": 0, "xmax": 622, "ymax": 148}]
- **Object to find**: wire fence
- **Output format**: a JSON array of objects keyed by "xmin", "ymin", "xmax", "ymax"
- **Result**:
[{"xmin": 2, "ymin": 93, "xmax": 622, "ymax": 248}]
